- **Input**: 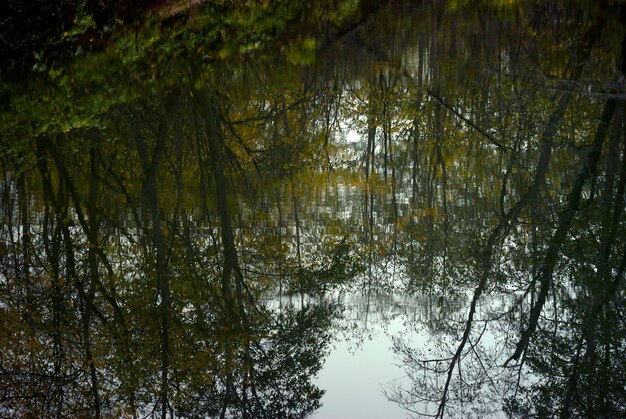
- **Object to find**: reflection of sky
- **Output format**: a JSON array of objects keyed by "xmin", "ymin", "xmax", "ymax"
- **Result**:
[
  {"xmin": 345, "ymin": 129, "xmax": 361, "ymax": 144},
  {"xmin": 303, "ymin": 290, "xmax": 523, "ymax": 418},
  {"xmin": 312, "ymin": 315, "xmax": 412, "ymax": 419}
]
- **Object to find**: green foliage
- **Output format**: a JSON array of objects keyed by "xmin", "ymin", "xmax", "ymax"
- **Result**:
[
  {"xmin": 287, "ymin": 37, "xmax": 318, "ymax": 65},
  {"xmin": 290, "ymin": 239, "xmax": 364, "ymax": 295}
]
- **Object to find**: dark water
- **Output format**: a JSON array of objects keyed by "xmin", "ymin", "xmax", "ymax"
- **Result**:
[{"xmin": 1, "ymin": 1, "xmax": 625, "ymax": 418}]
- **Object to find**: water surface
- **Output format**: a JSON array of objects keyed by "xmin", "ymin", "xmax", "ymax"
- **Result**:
[{"xmin": 1, "ymin": 1, "xmax": 625, "ymax": 418}]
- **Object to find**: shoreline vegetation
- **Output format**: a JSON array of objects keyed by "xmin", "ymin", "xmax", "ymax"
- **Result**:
[
  {"xmin": 1, "ymin": 0, "xmax": 381, "ymax": 146},
  {"xmin": 1, "ymin": 0, "xmax": 378, "ymax": 80}
]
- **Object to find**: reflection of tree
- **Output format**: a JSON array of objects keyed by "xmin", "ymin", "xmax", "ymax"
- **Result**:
[
  {"xmin": 505, "ymin": 106, "xmax": 626, "ymax": 418},
  {"xmin": 385, "ymin": 2, "xmax": 626, "ymax": 417},
  {"xmin": 240, "ymin": 304, "xmax": 332, "ymax": 418},
  {"xmin": 0, "ymin": 72, "xmax": 337, "ymax": 417}
]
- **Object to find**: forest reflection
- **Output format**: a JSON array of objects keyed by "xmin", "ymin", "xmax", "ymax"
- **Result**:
[{"xmin": 1, "ymin": 1, "xmax": 626, "ymax": 418}]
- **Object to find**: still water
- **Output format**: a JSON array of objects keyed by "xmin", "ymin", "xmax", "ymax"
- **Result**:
[{"xmin": 1, "ymin": 1, "xmax": 625, "ymax": 418}]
